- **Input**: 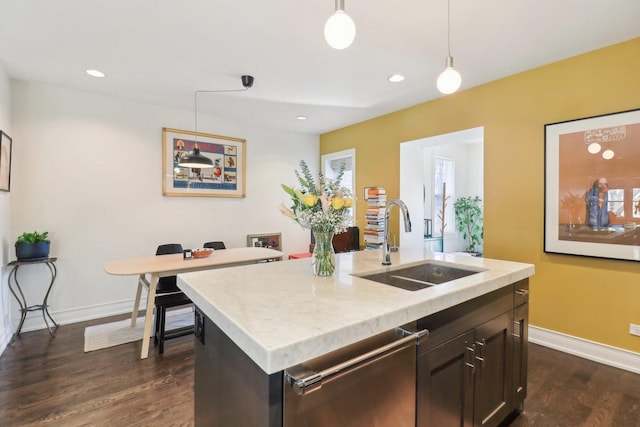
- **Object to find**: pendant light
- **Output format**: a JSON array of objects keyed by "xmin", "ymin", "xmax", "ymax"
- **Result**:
[
  {"xmin": 437, "ymin": 0, "xmax": 462, "ymax": 94},
  {"xmin": 178, "ymin": 75, "xmax": 254, "ymax": 169},
  {"xmin": 177, "ymin": 143, "xmax": 213, "ymax": 168},
  {"xmin": 324, "ymin": 0, "xmax": 356, "ymax": 50}
]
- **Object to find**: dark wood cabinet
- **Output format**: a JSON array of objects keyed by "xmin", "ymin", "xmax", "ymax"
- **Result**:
[
  {"xmin": 416, "ymin": 280, "xmax": 529, "ymax": 427},
  {"xmin": 417, "ymin": 312, "xmax": 512, "ymax": 427},
  {"xmin": 193, "ymin": 279, "xmax": 529, "ymax": 427},
  {"xmin": 473, "ymin": 311, "xmax": 513, "ymax": 426},
  {"xmin": 512, "ymin": 284, "xmax": 529, "ymax": 410},
  {"xmin": 417, "ymin": 330, "xmax": 475, "ymax": 427}
]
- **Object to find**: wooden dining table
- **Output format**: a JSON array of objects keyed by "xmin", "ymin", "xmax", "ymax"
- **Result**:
[{"xmin": 104, "ymin": 247, "xmax": 284, "ymax": 359}]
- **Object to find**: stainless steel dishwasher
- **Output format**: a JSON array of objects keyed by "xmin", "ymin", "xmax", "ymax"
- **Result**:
[{"xmin": 284, "ymin": 325, "xmax": 428, "ymax": 426}]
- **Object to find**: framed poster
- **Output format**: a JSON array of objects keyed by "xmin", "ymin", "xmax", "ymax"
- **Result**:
[
  {"xmin": 544, "ymin": 108, "xmax": 640, "ymax": 261},
  {"xmin": 0, "ymin": 131, "xmax": 12, "ymax": 192},
  {"xmin": 162, "ymin": 127, "xmax": 246, "ymax": 197}
]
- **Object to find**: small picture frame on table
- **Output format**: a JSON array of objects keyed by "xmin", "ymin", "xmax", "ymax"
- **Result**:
[{"xmin": 247, "ymin": 233, "xmax": 282, "ymax": 262}]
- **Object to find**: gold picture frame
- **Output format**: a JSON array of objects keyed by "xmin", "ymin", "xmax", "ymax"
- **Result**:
[{"xmin": 162, "ymin": 127, "xmax": 246, "ymax": 197}]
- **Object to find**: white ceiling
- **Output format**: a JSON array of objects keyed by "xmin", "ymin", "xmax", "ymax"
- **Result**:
[{"xmin": 1, "ymin": 0, "xmax": 639, "ymax": 135}]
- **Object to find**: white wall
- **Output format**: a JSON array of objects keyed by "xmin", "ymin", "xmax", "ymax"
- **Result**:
[
  {"xmin": 399, "ymin": 139, "xmax": 426, "ymax": 250},
  {"xmin": 8, "ymin": 80, "xmax": 318, "ymax": 332},
  {"xmin": 0, "ymin": 65, "xmax": 12, "ymax": 353}
]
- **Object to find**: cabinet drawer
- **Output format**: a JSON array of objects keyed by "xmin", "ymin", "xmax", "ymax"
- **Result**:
[{"xmin": 417, "ymin": 285, "xmax": 512, "ymax": 352}]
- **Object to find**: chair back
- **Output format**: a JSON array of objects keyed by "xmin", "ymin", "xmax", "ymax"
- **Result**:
[
  {"xmin": 203, "ymin": 241, "xmax": 226, "ymax": 250},
  {"xmin": 156, "ymin": 243, "xmax": 183, "ymax": 256},
  {"xmin": 155, "ymin": 244, "xmax": 183, "ymax": 293}
]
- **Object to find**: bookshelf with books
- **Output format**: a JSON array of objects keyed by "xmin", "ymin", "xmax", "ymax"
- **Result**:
[{"xmin": 364, "ymin": 187, "xmax": 386, "ymax": 250}]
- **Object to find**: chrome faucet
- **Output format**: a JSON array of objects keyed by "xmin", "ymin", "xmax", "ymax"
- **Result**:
[{"xmin": 382, "ymin": 199, "xmax": 412, "ymax": 265}]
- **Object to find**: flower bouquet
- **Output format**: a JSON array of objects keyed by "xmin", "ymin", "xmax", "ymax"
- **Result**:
[{"xmin": 281, "ymin": 160, "xmax": 353, "ymax": 275}]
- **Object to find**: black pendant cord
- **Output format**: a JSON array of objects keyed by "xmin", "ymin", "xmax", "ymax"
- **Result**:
[
  {"xmin": 446, "ymin": 0, "xmax": 452, "ymax": 58},
  {"xmin": 193, "ymin": 75, "xmax": 254, "ymax": 138}
]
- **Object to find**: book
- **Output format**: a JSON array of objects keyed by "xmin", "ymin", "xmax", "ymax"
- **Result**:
[{"xmin": 367, "ymin": 187, "xmax": 386, "ymax": 196}]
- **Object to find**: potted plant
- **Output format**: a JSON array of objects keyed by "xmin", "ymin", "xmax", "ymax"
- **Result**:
[
  {"xmin": 454, "ymin": 196, "xmax": 483, "ymax": 255},
  {"xmin": 15, "ymin": 231, "xmax": 51, "ymax": 261}
]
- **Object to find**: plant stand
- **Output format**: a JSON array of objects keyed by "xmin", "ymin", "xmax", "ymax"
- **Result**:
[{"xmin": 7, "ymin": 257, "xmax": 58, "ymax": 338}]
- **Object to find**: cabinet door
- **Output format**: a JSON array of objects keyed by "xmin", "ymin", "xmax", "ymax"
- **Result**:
[
  {"xmin": 512, "ymin": 303, "xmax": 528, "ymax": 409},
  {"xmin": 473, "ymin": 311, "xmax": 513, "ymax": 427},
  {"xmin": 417, "ymin": 330, "xmax": 474, "ymax": 427}
]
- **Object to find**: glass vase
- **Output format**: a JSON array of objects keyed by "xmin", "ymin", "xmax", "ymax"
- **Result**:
[{"xmin": 312, "ymin": 230, "xmax": 336, "ymax": 276}]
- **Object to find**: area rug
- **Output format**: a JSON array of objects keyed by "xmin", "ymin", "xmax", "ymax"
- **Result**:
[{"xmin": 83, "ymin": 307, "xmax": 194, "ymax": 352}]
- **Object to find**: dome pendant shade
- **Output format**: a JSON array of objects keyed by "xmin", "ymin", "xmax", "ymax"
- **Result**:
[
  {"xmin": 178, "ymin": 145, "xmax": 213, "ymax": 168},
  {"xmin": 437, "ymin": 56, "xmax": 462, "ymax": 94},
  {"xmin": 324, "ymin": 1, "xmax": 356, "ymax": 49}
]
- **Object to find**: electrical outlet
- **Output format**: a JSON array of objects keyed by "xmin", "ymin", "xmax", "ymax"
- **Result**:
[{"xmin": 630, "ymin": 323, "xmax": 640, "ymax": 337}]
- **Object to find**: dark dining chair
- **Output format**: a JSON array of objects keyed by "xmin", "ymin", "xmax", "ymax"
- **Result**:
[
  {"xmin": 154, "ymin": 243, "xmax": 193, "ymax": 354},
  {"xmin": 203, "ymin": 241, "xmax": 226, "ymax": 250}
]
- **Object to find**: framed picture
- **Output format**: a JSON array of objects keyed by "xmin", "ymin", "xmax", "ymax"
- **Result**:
[
  {"xmin": 0, "ymin": 131, "xmax": 12, "ymax": 192},
  {"xmin": 247, "ymin": 233, "xmax": 282, "ymax": 262},
  {"xmin": 162, "ymin": 127, "xmax": 246, "ymax": 197},
  {"xmin": 247, "ymin": 233, "xmax": 282, "ymax": 251},
  {"xmin": 544, "ymin": 108, "xmax": 640, "ymax": 261}
]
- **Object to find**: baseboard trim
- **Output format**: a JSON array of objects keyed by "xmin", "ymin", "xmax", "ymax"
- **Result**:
[
  {"xmin": 529, "ymin": 324, "xmax": 640, "ymax": 375},
  {"xmin": 12, "ymin": 305, "xmax": 640, "ymax": 375},
  {"xmin": 0, "ymin": 326, "xmax": 11, "ymax": 356},
  {"xmin": 13, "ymin": 298, "xmax": 148, "ymax": 334}
]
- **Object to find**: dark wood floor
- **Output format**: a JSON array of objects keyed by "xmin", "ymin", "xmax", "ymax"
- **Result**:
[{"xmin": 1, "ymin": 314, "xmax": 639, "ymax": 427}]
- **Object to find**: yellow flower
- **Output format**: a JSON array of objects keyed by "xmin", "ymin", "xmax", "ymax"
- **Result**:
[
  {"xmin": 331, "ymin": 197, "xmax": 346, "ymax": 210},
  {"xmin": 302, "ymin": 194, "xmax": 318, "ymax": 207},
  {"xmin": 344, "ymin": 198, "xmax": 353, "ymax": 208}
]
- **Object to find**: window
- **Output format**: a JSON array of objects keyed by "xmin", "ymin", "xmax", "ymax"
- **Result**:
[
  {"xmin": 633, "ymin": 188, "xmax": 640, "ymax": 219},
  {"xmin": 322, "ymin": 149, "xmax": 356, "ymax": 223},
  {"xmin": 433, "ymin": 157, "xmax": 455, "ymax": 236},
  {"xmin": 608, "ymin": 188, "xmax": 624, "ymax": 218}
]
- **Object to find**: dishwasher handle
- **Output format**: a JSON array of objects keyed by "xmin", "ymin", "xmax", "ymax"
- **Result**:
[{"xmin": 287, "ymin": 328, "xmax": 428, "ymax": 396}]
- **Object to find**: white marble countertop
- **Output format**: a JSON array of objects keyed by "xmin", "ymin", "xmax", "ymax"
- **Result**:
[{"xmin": 177, "ymin": 249, "xmax": 534, "ymax": 374}]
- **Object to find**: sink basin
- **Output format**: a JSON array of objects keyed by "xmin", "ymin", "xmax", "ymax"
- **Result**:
[{"xmin": 356, "ymin": 262, "xmax": 482, "ymax": 291}]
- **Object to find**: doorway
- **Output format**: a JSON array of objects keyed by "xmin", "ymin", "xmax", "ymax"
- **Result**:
[{"xmin": 399, "ymin": 127, "xmax": 484, "ymax": 252}]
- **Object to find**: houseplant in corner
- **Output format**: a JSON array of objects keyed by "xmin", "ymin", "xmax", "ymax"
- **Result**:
[
  {"xmin": 15, "ymin": 230, "xmax": 51, "ymax": 261},
  {"xmin": 454, "ymin": 196, "xmax": 483, "ymax": 256}
]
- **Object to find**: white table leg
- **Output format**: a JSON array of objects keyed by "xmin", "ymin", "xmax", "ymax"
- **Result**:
[
  {"xmin": 131, "ymin": 274, "xmax": 144, "ymax": 327},
  {"xmin": 140, "ymin": 273, "xmax": 158, "ymax": 359}
]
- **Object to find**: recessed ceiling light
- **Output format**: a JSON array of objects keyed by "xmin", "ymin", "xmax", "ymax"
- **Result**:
[
  {"xmin": 86, "ymin": 69, "xmax": 106, "ymax": 78},
  {"xmin": 388, "ymin": 74, "xmax": 405, "ymax": 83},
  {"xmin": 296, "ymin": 116, "xmax": 308, "ymax": 120}
]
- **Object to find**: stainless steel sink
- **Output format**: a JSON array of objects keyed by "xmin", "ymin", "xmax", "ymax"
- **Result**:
[{"xmin": 356, "ymin": 262, "xmax": 482, "ymax": 291}]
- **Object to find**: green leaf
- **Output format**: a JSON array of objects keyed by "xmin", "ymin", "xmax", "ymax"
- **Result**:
[{"xmin": 281, "ymin": 184, "xmax": 296, "ymax": 197}]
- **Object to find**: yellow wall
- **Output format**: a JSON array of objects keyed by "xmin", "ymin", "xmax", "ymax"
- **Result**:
[{"xmin": 320, "ymin": 37, "xmax": 640, "ymax": 353}]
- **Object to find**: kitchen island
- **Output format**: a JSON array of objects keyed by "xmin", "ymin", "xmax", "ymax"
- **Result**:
[{"xmin": 177, "ymin": 249, "xmax": 534, "ymax": 426}]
